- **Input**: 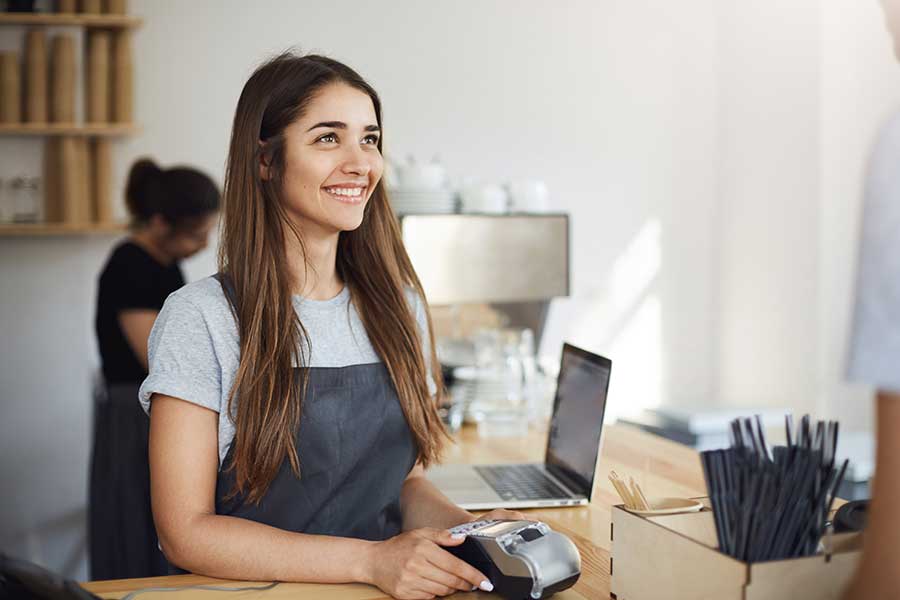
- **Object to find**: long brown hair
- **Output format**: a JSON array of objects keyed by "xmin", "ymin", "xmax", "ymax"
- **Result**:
[{"xmin": 218, "ymin": 52, "xmax": 448, "ymax": 504}]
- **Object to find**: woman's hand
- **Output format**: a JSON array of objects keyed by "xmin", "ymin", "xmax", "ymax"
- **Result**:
[{"xmin": 365, "ymin": 528, "xmax": 492, "ymax": 599}]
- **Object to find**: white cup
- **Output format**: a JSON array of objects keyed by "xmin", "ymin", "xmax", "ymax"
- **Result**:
[
  {"xmin": 461, "ymin": 184, "xmax": 508, "ymax": 214},
  {"xmin": 396, "ymin": 163, "xmax": 446, "ymax": 190},
  {"xmin": 507, "ymin": 180, "xmax": 549, "ymax": 213}
]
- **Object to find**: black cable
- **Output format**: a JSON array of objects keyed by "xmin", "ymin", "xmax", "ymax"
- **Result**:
[{"xmin": 120, "ymin": 581, "xmax": 280, "ymax": 600}]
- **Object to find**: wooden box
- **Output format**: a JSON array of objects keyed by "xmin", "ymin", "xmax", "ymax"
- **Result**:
[{"xmin": 610, "ymin": 498, "xmax": 861, "ymax": 600}]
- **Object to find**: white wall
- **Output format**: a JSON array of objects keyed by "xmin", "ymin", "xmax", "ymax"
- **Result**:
[
  {"xmin": 714, "ymin": 0, "xmax": 822, "ymax": 411},
  {"xmin": 0, "ymin": 0, "xmax": 894, "ymax": 580}
]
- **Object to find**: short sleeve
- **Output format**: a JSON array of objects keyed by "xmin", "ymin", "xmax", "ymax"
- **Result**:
[
  {"xmin": 847, "ymin": 113, "xmax": 900, "ymax": 393},
  {"xmin": 409, "ymin": 289, "xmax": 439, "ymax": 397},
  {"xmin": 138, "ymin": 293, "xmax": 223, "ymax": 414}
]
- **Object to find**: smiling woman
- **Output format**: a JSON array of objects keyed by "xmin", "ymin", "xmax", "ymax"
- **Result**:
[{"xmin": 137, "ymin": 52, "xmax": 522, "ymax": 600}]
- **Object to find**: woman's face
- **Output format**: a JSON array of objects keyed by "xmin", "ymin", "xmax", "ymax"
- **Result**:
[
  {"xmin": 275, "ymin": 82, "xmax": 384, "ymax": 235},
  {"xmin": 162, "ymin": 212, "xmax": 218, "ymax": 260}
]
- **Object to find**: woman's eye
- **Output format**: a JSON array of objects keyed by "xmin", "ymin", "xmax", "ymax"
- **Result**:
[{"xmin": 316, "ymin": 132, "xmax": 379, "ymax": 146}]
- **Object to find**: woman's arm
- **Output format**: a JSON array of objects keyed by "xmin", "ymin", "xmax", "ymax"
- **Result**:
[
  {"xmin": 119, "ymin": 309, "xmax": 158, "ymax": 371},
  {"xmin": 843, "ymin": 391, "xmax": 900, "ymax": 600},
  {"xmin": 400, "ymin": 464, "xmax": 528, "ymax": 531},
  {"xmin": 149, "ymin": 394, "xmax": 373, "ymax": 582},
  {"xmin": 400, "ymin": 464, "xmax": 474, "ymax": 531},
  {"xmin": 150, "ymin": 394, "xmax": 492, "ymax": 598}
]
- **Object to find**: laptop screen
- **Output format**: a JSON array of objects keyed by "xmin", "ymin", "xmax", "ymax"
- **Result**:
[{"xmin": 545, "ymin": 343, "xmax": 612, "ymax": 496}]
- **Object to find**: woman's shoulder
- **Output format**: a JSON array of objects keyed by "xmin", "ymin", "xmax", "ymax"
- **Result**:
[
  {"xmin": 163, "ymin": 275, "xmax": 233, "ymax": 320},
  {"xmin": 402, "ymin": 285, "xmax": 429, "ymax": 330},
  {"xmin": 150, "ymin": 275, "xmax": 238, "ymax": 358},
  {"xmin": 403, "ymin": 284, "xmax": 426, "ymax": 311},
  {"xmin": 101, "ymin": 239, "xmax": 152, "ymax": 274},
  {"xmin": 109, "ymin": 239, "xmax": 143, "ymax": 260}
]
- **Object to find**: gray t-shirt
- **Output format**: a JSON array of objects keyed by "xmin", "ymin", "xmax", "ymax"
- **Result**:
[
  {"xmin": 848, "ymin": 110, "xmax": 900, "ymax": 393},
  {"xmin": 138, "ymin": 275, "xmax": 436, "ymax": 468}
]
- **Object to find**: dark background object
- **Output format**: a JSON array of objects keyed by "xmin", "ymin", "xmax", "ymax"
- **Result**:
[
  {"xmin": 0, "ymin": 553, "xmax": 100, "ymax": 599},
  {"xmin": 834, "ymin": 500, "xmax": 869, "ymax": 533},
  {"xmin": 6, "ymin": 0, "xmax": 37, "ymax": 12}
]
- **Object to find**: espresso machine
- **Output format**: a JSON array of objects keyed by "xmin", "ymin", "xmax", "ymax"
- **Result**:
[
  {"xmin": 399, "ymin": 214, "xmax": 570, "ymax": 429},
  {"xmin": 400, "ymin": 213, "xmax": 569, "ymax": 349}
]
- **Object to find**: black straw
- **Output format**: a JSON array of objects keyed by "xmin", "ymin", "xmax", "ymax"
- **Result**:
[{"xmin": 700, "ymin": 414, "xmax": 845, "ymax": 563}]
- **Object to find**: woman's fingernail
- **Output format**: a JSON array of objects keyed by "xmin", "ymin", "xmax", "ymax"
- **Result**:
[
  {"xmin": 479, "ymin": 580, "xmax": 494, "ymax": 592},
  {"xmin": 451, "ymin": 533, "xmax": 466, "ymax": 540}
]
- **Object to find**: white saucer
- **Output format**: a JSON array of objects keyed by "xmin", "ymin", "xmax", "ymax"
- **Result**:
[{"xmin": 624, "ymin": 497, "xmax": 705, "ymax": 516}]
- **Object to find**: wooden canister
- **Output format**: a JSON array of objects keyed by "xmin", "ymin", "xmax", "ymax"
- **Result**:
[
  {"xmin": 43, "ymin": 138, "xmax": 61, "ymax": 222},
  {"xmin": 85, "ymin": 31, "xmax": 110, "ymax": 123},
  {"xmin": 24, "ymin": 29, "xmax": 48, "ymax": 124},
  {"xmin": 0, "ymin": 52, "xmax": 21, "ymax": 124},
  {"xmin": 91, "ymin": 138, "xmax": 113, "ymax": 223},
  {"xmin": 56, "ymin": 0, "xmax": 76, "ymax": 13},
  {"xmin": 80, "ymin": 0, "xmax": 101, "ymax": 13},
  {"xmin": 58, "ymin": 136, "xmax": 80, "ymax": 224},
  {"xmin": 50, "ymin": 34, "xmax": 76, "ymax": 123},
  {"xmin": 111, "ymin": 31, "xmax": 132, "ymax": 123},
  {"xmin": 104, "ymin": 0, "xmax": 126, "ymax": 14},
  {"xmin": 75, "ymin": 137, "xmax": 92, "ymax": 223}
]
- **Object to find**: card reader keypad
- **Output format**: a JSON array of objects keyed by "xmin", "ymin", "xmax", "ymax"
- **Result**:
[{"xmin": 448, "ymin": 519, "xmax": 499, "ymax": 536}]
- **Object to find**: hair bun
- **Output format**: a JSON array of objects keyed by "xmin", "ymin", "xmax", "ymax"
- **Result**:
[
  {"xmin": 124, "ymin": 157, "xmax": 220, "ymax": 228},
  {"xmin": 129, "ymin": 158, "xmax": 161, "ymax": 181},
  {"xmin": 125, "ymin": 158, "xmax": 165, "ymax": 220}
]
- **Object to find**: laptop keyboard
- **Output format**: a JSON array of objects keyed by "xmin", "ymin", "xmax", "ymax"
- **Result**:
[{"xmin": 474, "ymin": 464, "xmax": 571, "ymax": 501}]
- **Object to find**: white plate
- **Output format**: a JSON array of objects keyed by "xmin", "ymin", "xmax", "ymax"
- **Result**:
[{"xmin": 623, "ymin": 497, "xmax": 705, "ymax": 516}]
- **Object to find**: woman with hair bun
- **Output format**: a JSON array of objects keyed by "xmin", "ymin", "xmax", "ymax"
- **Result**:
[{"xmin": 90, "ymin": 158, "xmax": 220, "ymax": 580}]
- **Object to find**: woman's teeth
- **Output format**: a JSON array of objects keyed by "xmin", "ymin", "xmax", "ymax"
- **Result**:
[{"xmin": 323, "ymin": 186, "xmax": 365, "ymax": 200}]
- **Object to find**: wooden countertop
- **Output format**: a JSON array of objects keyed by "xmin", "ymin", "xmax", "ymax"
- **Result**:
[{"xmin": 82, "ymin": 423, "xmax": 707, "ymax": 599}]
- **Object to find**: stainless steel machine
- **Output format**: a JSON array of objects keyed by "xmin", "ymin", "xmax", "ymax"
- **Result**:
[{"xmin": 400, "ymin": 213, "xmax": 570, "ymax": 354}]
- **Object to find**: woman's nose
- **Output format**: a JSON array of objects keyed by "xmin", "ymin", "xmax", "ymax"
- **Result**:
[{"xmin": 340, "ymin": 145, "xmax": 371, "ymax": 176}]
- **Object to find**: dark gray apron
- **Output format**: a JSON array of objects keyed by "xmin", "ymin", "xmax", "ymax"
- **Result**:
[
  {"xmin": 90, "ymin": 382, "xmax": 169, "ymax": 579},
  {"xmin": 216, "ymin": 362, "xmax": 418, "ymax": 539},
  {"xmin": 168, "ymin": 362, "xmax": 417, "ymax": 575}
]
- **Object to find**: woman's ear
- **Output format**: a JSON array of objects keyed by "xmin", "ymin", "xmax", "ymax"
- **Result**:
[
  {"xmin": 148, "ymin": 213, "xmax": 173, "ymax": 238},
  {"xmin": 259, "ymin": 140, "xmax": 272, "ymax": 181}
]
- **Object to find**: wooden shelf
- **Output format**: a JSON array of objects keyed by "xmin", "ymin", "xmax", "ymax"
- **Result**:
[
  {"xmin": 0, "ymin": 222, "xmax": 127, "ymax": 236},
  {"xmin": 0, "ymin": 13, "xmax": 142, "ymax": 28},
  {"xmin": 0, "ymin": 123, "xmax": 139, "ymax": 137}
]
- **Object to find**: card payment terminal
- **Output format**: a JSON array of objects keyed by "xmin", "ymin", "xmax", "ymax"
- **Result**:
[{"xmin": 446, "ymin": 519, "xmax": 581, "ymax": 599}]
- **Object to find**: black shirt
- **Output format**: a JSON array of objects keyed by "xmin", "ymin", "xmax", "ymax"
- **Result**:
[{"xmin": 95, "ymin": 240, "xmax": 185, "ymax": 384}]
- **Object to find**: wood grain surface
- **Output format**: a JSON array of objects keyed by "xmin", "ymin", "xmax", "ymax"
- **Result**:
[{"xmin": 82, "ymin": 423, "xmax": 707, "ymax": 599}]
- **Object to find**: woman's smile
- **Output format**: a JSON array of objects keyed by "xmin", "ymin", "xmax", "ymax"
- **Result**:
[{"xmin": 322, "ymin": 183, "xmax": 368, "ymax": 205}]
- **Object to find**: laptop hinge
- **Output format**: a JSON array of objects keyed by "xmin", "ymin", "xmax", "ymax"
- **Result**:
[{"xmin": 544, "ymin": 464, "xmax": 589, "ymax": 498}]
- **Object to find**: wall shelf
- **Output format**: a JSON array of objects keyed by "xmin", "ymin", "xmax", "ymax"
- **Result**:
[
  {"xmin": 1, "ymin": 10, "xmax": 142, "ymax": 237},
  {"xmin": 0, "ymin": 222, "xmax": 127, "ymax": 236},
  {"xmin": 0, "ymin": 13, "xmax": 141, "ymax": 29},
  {"xmin": 0, "ymin": 123, "xmax": 139, "ymax": 137}
]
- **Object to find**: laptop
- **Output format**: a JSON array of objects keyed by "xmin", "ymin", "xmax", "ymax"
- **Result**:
[{"xmin": 427, "ymin": 343, "xmax": 612, "ymax": 509}]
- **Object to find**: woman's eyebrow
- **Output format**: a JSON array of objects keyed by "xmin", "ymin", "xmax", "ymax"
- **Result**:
[{"xmin": 306, "ymin": 121, "xmax": 380, "ymax": 132}]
